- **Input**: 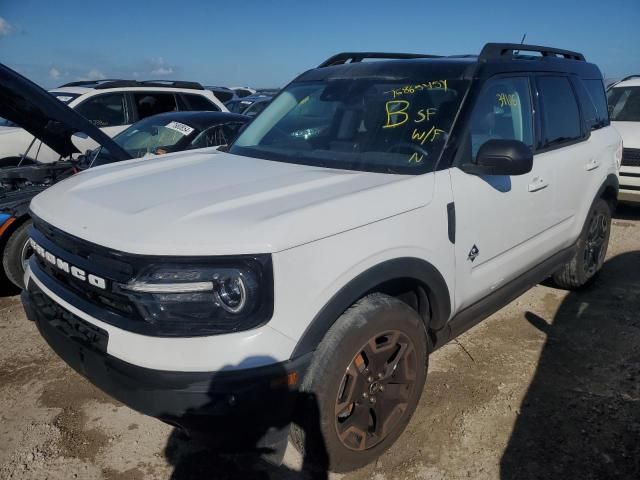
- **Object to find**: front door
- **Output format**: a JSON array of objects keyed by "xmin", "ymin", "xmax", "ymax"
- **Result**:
[{"xmin": 450, "ymin": 75, "xmax": 554, "ymax": 311}]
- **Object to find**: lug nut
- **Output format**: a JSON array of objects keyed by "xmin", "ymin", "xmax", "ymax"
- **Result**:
[
  {"xmin": 370, "ymin": 397, "xmax": 376, "ymax": 404},
  {"xmin": 377, "ymin": 373, "xmax": 383, "ymax": 379},
  {"xmin": 362, "ymin": 392, "xmax": 368, "ymax": 398},
  {"xmin": 379, "ymin": 385, "xmax": 385, "ymax": 392},
  {"xmin": 367, "ymin": 376, "xmax": 373, "ymax": 382}
]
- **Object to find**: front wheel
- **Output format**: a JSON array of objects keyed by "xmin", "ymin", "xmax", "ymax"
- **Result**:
[
  {"xmin": 292, "ymin": 293, "xmax": 428, "ymax": 472},
  {"xmin": 3, "ymin": 220, "xmax": 33, "ymax": 289},
  {"xmin": 553, "ymin": 198, "xmax": 611, "ymax": 289}
]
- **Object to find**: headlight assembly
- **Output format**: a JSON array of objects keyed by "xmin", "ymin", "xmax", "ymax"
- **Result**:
[{"xmin": 114, "ymin": 259, "xmax": 272, "ymax": 336}]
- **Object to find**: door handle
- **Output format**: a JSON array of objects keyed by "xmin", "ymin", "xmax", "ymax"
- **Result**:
[
  {"xmin": 585, "ymin": 159, "xmax": 600, "ymax": 171},
  {"xmin": 528, "ymin": 176, "xmax": 549, "ymax": 192}
]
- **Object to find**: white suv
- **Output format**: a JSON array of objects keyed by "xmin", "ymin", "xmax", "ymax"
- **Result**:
[
  {"xmin": 23, "ymin": 44, "xmax": 622, "ymax": 471},
  {"xmin": 0, "ymin": 79, "xmax": 227, "ymax": 165},
  {"xmin": 607, "ymin": 75, "xmax": 640, "ymax": 202}
]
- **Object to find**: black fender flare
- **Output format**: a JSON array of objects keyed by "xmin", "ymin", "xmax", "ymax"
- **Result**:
[
  {"xmin": 290, "ymin": 257, "xmax": 451, "ymax": 358},
  {"xmin": 597, "ymin": 173, "xmax": 619, "ymax": 205}
]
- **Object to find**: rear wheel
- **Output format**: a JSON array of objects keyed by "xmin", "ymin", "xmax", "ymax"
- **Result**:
[
  {"xmin": 293, "ymin": 293, "xmax": 428, "ymax": 472},
  {"xmin": 553, "ymin": 198, "xmax": 611, "ymax": 289},
  {"xmin": 3, "ymin": 220, "xmax": 33, "ymax": 289}
]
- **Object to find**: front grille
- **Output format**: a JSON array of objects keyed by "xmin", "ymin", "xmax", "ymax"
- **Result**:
[
  {"xmin": 622, "ymin": 148, "xmax": 640, "ymax": 167},
  {"xmin": 30, "ymin": 217, "xmax": 141, "ymax": 321},
  {"xmin": 29, "ymin": 281, "xmax": 109, "ymax": 352}
]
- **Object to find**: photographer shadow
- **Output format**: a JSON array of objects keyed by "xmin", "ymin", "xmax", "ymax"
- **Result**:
[
  {"xmin": 163, "ymin": 356, "xmax": 328, "ymax": 480},
  {"xmin": 501, "ymin": 252, "xmax": 640, "ymax": 479}
]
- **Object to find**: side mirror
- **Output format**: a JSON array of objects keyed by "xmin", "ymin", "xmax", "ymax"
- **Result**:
[{"xmin": 461, "ymin": 139, "xmax": 533, "ymax": 176}]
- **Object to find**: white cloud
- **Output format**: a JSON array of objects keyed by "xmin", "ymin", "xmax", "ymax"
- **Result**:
[
  {"xmin": 49, "ymin": 67, "xmax": 61, "ymax": 80},
  {"xmin": 77, "ymin": 68, "xmax": 106, "ymax": 81},
  {"xmin": 148, "ymin": 57, "xmax": 175, "ymax": 76},
  {"xmin": 0, "ymin": 17, "xmax": 14, "ymax": 36}
]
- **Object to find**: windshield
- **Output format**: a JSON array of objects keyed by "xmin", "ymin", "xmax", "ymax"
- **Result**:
[
  {"xmin": 230, "ymin": 75, "xmax": 469, "ymax": 174},
  {"xmin": 89, "ymin": 117, "xmax": 199, "ymax": 167},
  {"xmin": 607, "ymin": 86, "xmax": 640, "ymax": 122}
]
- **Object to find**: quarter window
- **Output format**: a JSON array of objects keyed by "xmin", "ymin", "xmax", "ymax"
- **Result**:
[
  {"xmin": 537, "ymin": 76, "xmax": 582, "ymax": 147},
  {"xmin": 584, "ymin": 79, "xmax": 609, "ymax": 128},
  {"xmin": 182, "ymin": 94, "xmax": 219, "ymax": 111},
  {"xmin": 468, "ymin": 77, "xmax": 534, "ymax": 160},
  {"xmin": 133, "ymin": 92, "xmax": 178, "ymax": 120},
  {"xmin": 75, "ymin": 93, "xmax": 127, "ymax": 127}
]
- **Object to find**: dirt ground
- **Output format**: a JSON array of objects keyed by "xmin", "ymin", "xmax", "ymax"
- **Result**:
[{"xmin": 1, "ymin": 206, "xmax": 639, "ymax": 480}]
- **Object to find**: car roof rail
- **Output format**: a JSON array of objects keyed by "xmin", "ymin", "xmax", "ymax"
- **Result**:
[
  {"xmin": 318, "ymin": 52, "xmax": 441, "ymax": 68},
  {"xmin": 86, "ymin": 79, "xmax": 205, "ymax": 90},
  {"xmin": 58, "ymin": 79, "xmax": 126, "ymax": 88},
  {"xmin": 479, "ymin": 43, "xmax": 585, "ymax": 62}
]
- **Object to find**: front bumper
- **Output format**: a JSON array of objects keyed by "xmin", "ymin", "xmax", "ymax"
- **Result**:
[{"xmin": 22, "ymin": 280, "xmax": 311, "ymax": 453}]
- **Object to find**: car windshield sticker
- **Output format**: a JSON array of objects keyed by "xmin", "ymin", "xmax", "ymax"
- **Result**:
[
  {"xmin": 55, "ymin": 96, "xmax": 74, "ymax": 103},
  {"xmin": 165, "ymin": 121, "xmax": 195, "ymax": 136}
]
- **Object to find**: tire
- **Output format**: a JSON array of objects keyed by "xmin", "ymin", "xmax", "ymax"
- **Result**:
[
  {"xmin": 292, "ymin": 293, "xmax": 428, "ymax": 472},
  {"xmin": 3, "ymin": 220, "xmax": 33, "ymax": 290},
  {"xmin": 552, "ymin": 198, "xmax": 611, "ymax": 289}
]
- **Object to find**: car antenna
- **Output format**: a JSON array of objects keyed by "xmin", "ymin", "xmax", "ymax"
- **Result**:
[{"xmin": 514, "ymin": 33, "xmax": 527, "ymax": 56}]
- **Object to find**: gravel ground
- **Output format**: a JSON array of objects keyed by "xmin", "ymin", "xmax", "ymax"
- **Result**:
[{"xmin": 1, "ymin": 205, "xmax": 639, "ymax": 480}]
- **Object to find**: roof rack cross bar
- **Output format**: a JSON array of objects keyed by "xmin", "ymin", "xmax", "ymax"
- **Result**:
[
  {"xmin": 479, "ymin": 43, "xmax": 585, "ymax": 62},
  {"xmin": 58, "ymin": 80, "xmax": 205, "ymax": 90},
  {"xmin": 318, "ymin": 52, "xmax": 441, "ymax": 68}
]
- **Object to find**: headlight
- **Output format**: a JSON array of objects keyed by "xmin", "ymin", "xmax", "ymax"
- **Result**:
[{"xmin": 114, "ymin": 259, "xmax": 272, "ymax": 336}]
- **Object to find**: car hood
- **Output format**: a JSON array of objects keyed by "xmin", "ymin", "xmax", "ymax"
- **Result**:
[
  {"xmin": 30, "ymin": 152, "xmax": 429, "ymax": 255},
  {"xmin": 612, "ymin": 121, "xmax": 640, "ymax": 149},
  {"xmin": 0, "ymin": 63, "xmax": 130, "ymax": 160}
]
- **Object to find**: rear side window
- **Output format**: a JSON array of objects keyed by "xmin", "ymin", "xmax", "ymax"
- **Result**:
[
  {"xmin": 537, "ymin": 76, "xmax": 582, "ymax": 147},
  {"xmin": 182, "ymin": 94, "xmax": 219, "ymax": 111},
  {"xmin": 133, "ymin": 92, "xmax": 178, "ymax": 120},
  {"xmin": 607, "ymin": 86, "xmax": 640, "ymax": 122},
  {"xmin": 584, "ymin": 80, "xmax": 609, "ymax": 127},
  {"xmin": 75, "ymin": 93, "xmax": 127, "ymax": 127}
]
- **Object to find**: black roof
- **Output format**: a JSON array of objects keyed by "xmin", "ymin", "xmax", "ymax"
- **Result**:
[
  {"xmin": 303, "ymin": 43, "xmax": 602, "ymax": 83},
  {"xmin": 136, "ymin": 110, "xmax": 250, "ymax": 130}
]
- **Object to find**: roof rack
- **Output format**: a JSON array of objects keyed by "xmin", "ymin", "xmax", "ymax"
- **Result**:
[
  {"xmin": 479, "ymin": 43, "xmax": 585, "ymax": 62},
  {"xmin": 59, "ymin": 79, "xmax": 205, "ymax": 90},
  {"xmin": 318, "ymin": 52, "xmax": 441, "ymax": 68},
  {"xmin": 58, "ymin": 79, "xmax": 126, "ymax": 88}
]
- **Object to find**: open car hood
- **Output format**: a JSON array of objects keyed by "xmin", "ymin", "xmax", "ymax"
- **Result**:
[{"xmin": 0, "ymin": 63, "xmax": 131, "ymax": 160}]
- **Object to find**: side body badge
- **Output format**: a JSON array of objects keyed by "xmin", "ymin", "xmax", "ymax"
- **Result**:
[{"xmin": 467, "ymin": 245, "xmax": 479, "ymax": 262}]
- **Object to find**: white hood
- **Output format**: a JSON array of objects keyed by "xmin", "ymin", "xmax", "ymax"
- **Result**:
[
  {"xmin": 30, "ymin": 152, "xmax": 430, "ymax": 255},
  {"xmin": 612, "ymin": 121, "xmax": 640, "ymax": 149}
]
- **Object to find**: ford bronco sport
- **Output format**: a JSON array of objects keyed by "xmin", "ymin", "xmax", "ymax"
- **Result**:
[{"xmin": 22, "ymin": 44, "xmax": 621, "ymax": 471}]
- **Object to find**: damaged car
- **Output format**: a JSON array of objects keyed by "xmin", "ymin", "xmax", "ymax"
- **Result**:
[{"xmin": 0, "ymin": 63, "xmax": 250, "ymax": 289}]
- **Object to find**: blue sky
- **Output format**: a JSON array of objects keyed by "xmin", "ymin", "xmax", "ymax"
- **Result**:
[{"xmin": 1, "ymin": 0, "xmax": 638, "ymax": 89}]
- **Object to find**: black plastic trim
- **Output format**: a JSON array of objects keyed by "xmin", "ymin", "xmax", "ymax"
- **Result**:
[
  {"xmin": 291, "ymin": 257, "xmax": 451, "ymax": 358},
  {"xmin": 441, "ymin": 242, "xmax": 577, "ymax": 347},
  {"xmin": 447, "ymin": 202, "xmax": 456, "ymax": 244}
]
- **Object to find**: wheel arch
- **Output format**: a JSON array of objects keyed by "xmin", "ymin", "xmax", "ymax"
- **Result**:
[
  {"xmin": 598, "ymin": 173, "xmax": 619, "ymax": 212},
  {"xmin": 290, "ymin": 257, "xmax": 451, "ymax": 358}
]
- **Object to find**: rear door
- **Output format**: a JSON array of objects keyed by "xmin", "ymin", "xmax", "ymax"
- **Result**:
[
  {"xmin": 532, "ymin": 75, "xmax": 593, "ymax": 249},
  {"xmin": 74, "ymin": 92, "xmax": 130, "ymax": 138},
  {"xmin": 450, "ymin": 75, "xmax": 554, "ymax": 310}
]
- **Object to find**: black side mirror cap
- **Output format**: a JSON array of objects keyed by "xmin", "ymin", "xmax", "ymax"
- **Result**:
[{"xmin": 461, "ymin": 139, "xmax": 533, "ymax": 176}]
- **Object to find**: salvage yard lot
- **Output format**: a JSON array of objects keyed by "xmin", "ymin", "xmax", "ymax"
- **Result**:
[{"xmin": 1, "ymin": 206, "xmax": 639, "ymax": 480}]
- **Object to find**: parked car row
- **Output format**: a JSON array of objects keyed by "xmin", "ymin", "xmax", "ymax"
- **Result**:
[{"xmin": 0, "ymin": 42, "xmax": 632, "ymax": 472}]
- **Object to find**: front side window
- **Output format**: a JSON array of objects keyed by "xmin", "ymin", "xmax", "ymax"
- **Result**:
[
  {"xmin": 191, "ymin": 122, "xmax": 245, "ymax": 148},
  {"xmin": 133, "ymin": 92, "xmax": 178, "ymax": 120},
  {"xmin": 230, "ymin": 75, "xmax": 468, "ymax": 174},
  {"xmin": 537, "ymin": 76, "xmax": 582, "ymax": 147},
  {"xmin": 244, "ymin": 100, "xmax": 270, "ymax": 118},
  {"xmin": 467, "ymin": 76, "xmax": 534, "ymax": 160},
  {"xmin": 607, "ymin": 86, "xmax": 640, "ymax": 122},
  {"xmin": 75, "ymin": 93, "xmax": 127, "ymax": 127}
]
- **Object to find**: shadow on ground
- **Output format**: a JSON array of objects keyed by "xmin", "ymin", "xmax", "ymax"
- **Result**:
[
  {"xmin": 162, "ymin": 357, "xmax": 328, "ymax": 480},
  {"xmin": 501, "ymin": 252, "xmax": 640, "ymax": 479},
  {"xmin": 614, "ymin": 203, "xmax": 640, "ymax": 221}
]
